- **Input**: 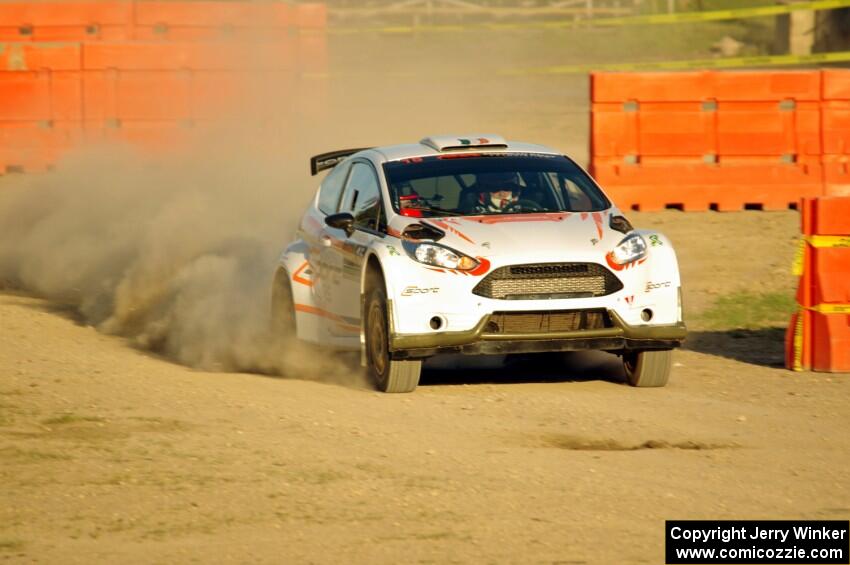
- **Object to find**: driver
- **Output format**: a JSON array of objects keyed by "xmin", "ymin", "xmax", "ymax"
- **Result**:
[{"xmin": 470, "ymin": 171, "xmax": 522, "ymax": 214}]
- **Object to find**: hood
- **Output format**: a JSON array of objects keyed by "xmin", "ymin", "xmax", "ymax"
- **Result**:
[{"xmin": 411, "ymin": 211, "xmax": 625, "ymax": 260}]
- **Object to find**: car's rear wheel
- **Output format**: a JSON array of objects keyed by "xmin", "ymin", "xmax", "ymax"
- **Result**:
[
  {"xmin": 622, "ymin": 349, "xmax": 672, "ymax": 387},
  {"xmin": 270, "ymin": 270, "xmax": 296, "ymax": 342},
  {"xmin": 365, "ymin": 285, "xmax": 421, "ymax": 393}
]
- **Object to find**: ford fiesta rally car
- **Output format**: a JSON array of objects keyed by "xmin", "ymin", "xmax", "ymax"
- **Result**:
[{"xmin": 271, "ymin": 135, "xmax": 686, "ymax": 392}]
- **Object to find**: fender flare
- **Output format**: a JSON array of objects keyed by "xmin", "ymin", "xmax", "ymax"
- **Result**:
[{"xmin": 633, "ymin": 229, "xmax": 682, "ymax": 286}]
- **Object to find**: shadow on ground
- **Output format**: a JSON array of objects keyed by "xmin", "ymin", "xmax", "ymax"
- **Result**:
[
  {"xmin": 421, "ymin": 351, "xmax": 627, "ymax": 387},
  {"xmin": 683, "ymin": 327, "xmax": 786, "ymax": 368}
]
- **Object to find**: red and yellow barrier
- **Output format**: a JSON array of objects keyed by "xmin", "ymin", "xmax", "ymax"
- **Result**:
[
  {"xmin": 590, "ymin": 70, "xmax": 850, "ymax": 211},
  {"xmin": 786, "ymin": 197, "xmax": 850, "ymax": 373}
]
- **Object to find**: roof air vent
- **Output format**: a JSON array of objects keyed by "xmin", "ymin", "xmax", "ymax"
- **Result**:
[{"xmin": 420, "ymin": 134, "xmax": 507, "ymax": 152}]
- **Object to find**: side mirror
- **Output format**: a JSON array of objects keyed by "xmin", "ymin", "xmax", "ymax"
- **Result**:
[{"xmin": 325, "ymin": 212, "xmax": 355, "ymax": 236}]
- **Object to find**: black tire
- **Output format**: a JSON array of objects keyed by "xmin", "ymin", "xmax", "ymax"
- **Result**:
[
  {"xmin": 270, "ymin": 270, "xmax": 296, "ymax": 341},
  {"xmin": 623, "ymin": 349, "xmax": 672, "ymax": 387},
  {"xmin": 364, "ymin": 285, "xmax": 421, "ymax": 393}
]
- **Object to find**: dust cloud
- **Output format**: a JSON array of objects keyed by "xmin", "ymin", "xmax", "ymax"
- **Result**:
[
  {"xmin": 0, "ymin": 12, "xmax": 372, "ymax": 381},
  {"xmin": 0, "ymin": 142, "xmax": 342, "ymax": 377}
]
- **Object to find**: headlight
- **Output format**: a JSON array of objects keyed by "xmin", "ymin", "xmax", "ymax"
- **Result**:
[
  {"xmin": 408, "ymin": 242, "xmax": 479, "ymax": 271},
  {"xmin": 610, "ymin": 233, "xmax": 647, "ymax": 265}
]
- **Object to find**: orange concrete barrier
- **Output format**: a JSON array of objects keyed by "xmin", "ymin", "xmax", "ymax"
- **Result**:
[
  {"xmin": 0, "ymin": 42, "xmax": 82, "ymax": 172},
  {"xmin": 80, "ymin": 41, "xmax": 297, "ymax": 151},
  {"xmin": 786, "ymin": 196, "xmax": 850, "ymax": 373},
  {"xmin": 0, "ymin": 41, "xmax": 81, "ymax": 71},
  {"xmin": 0, "ymin": 68, "xmax": 81, "ymax": 125},
  {"xmin": 132, "ymin": 1, "xmax": 292, "ymax": 40},
  {"xmin": 0, "ymin": 2, "xmax": 304, "ymax": 41},
  {"xmin": 822, "ymin": 71, "xmax": 850, "ymax": 155},
  {"xmin": 292, "ymin": 3, "xmax": 328, "ymax": 30},
  {"xmin": 0, "ymin": 2, "xmax": 133, "ymax": 41},
  {"xmin": 822, "ymin": 70, "xmax": 850, "ymax": 197},
  {"xmin": 0, "ymin": 3, "xmax": 324, "ymax": 169},
  {"xmin": 591, "ymin": 70, "xmax": 826, "ymax": 211}
]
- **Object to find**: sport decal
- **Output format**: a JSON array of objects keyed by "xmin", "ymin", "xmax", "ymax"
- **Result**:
[
  {"xmin": 648, "ymin": 234, "xmax": 664, "ymax": 247},
  {"xmin": 401, "ymin": 286, "xmax": 440, "ymax": 297},
  {"xmin": 645, "ymin": 281, "xmax": 672, "ymax": 292}
]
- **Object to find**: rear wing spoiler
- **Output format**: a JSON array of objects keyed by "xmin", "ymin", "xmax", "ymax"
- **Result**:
[{"xmin": 310, "ymin": 148, "xmax": 372, "ymax": 176}]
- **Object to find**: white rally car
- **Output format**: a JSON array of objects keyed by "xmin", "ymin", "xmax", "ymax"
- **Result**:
[{"xmin": 272, "ymin": 135, "xmax": 686, "ymax": 392}]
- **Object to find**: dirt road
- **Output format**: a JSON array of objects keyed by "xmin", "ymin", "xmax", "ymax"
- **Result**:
[{"xmin": 2, "ymin": 211, "xmax": 848, "ymax": 564}]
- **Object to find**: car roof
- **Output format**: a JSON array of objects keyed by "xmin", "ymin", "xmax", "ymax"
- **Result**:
[{"xmin": 365, "ymin": 135, "xmax": 562, "ymax": 163}]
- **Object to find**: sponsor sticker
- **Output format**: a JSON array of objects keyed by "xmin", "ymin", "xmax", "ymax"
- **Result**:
[
  {"xmin": 645, "ymin": 280, "xmax": 672, "ymax": 292},
  {"xmin": 401, "ymin": 286, "xmax": 440, "ymax": 297}
]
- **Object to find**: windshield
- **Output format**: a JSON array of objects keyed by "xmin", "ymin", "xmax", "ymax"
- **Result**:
[{"xmin": 382, "ymin": 153, "xmax": 610, "ymax": 218}]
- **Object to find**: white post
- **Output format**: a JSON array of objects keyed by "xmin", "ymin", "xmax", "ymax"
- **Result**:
[{"xmin": 790, "ymin": 9, "xmax": 815, "ymax": 55}]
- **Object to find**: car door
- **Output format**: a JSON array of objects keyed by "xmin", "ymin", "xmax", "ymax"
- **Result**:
[
  {"xmin": 311, "ymin": 161, "xmax": 351, "ymax": 324},
  {"xmin": 321, "ymin": 160, "xmax": 385, "ymax": 337}
]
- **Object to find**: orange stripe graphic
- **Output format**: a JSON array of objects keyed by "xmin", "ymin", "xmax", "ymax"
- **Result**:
[{"xmin": 294, "ymin": 304, "xmax": 360, "ymax": 332}]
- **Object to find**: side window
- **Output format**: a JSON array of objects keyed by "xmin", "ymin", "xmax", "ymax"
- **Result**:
[
  {"xmin": 342, "ymin": 163, "xmax": 384, "ymax": 231},
  {"xmin": 317, "ymin": 162, "xmax": 350, "ymax": 215}
]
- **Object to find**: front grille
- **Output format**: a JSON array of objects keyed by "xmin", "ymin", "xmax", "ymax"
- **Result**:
[
  {"xmin": 484, "ymin": 309, "xmax": 612, "ymax": 335},
  {"xmin": 473, "ymin": 262, "xmax": 623, "ymax": 300}
]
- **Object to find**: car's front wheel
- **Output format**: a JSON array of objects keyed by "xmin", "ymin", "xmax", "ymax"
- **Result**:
[
  {"xmin": 365, "ymin": 285, "xmax": 421, "ymax": 393},
  {"xmin": 623, "ymin": 350, "xmax": 672, "ymax": 387}
]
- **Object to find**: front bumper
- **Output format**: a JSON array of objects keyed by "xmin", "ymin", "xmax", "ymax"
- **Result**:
[{"xmin": 388, "ymin": 308, "xmax": 687, "ymax": 360}]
